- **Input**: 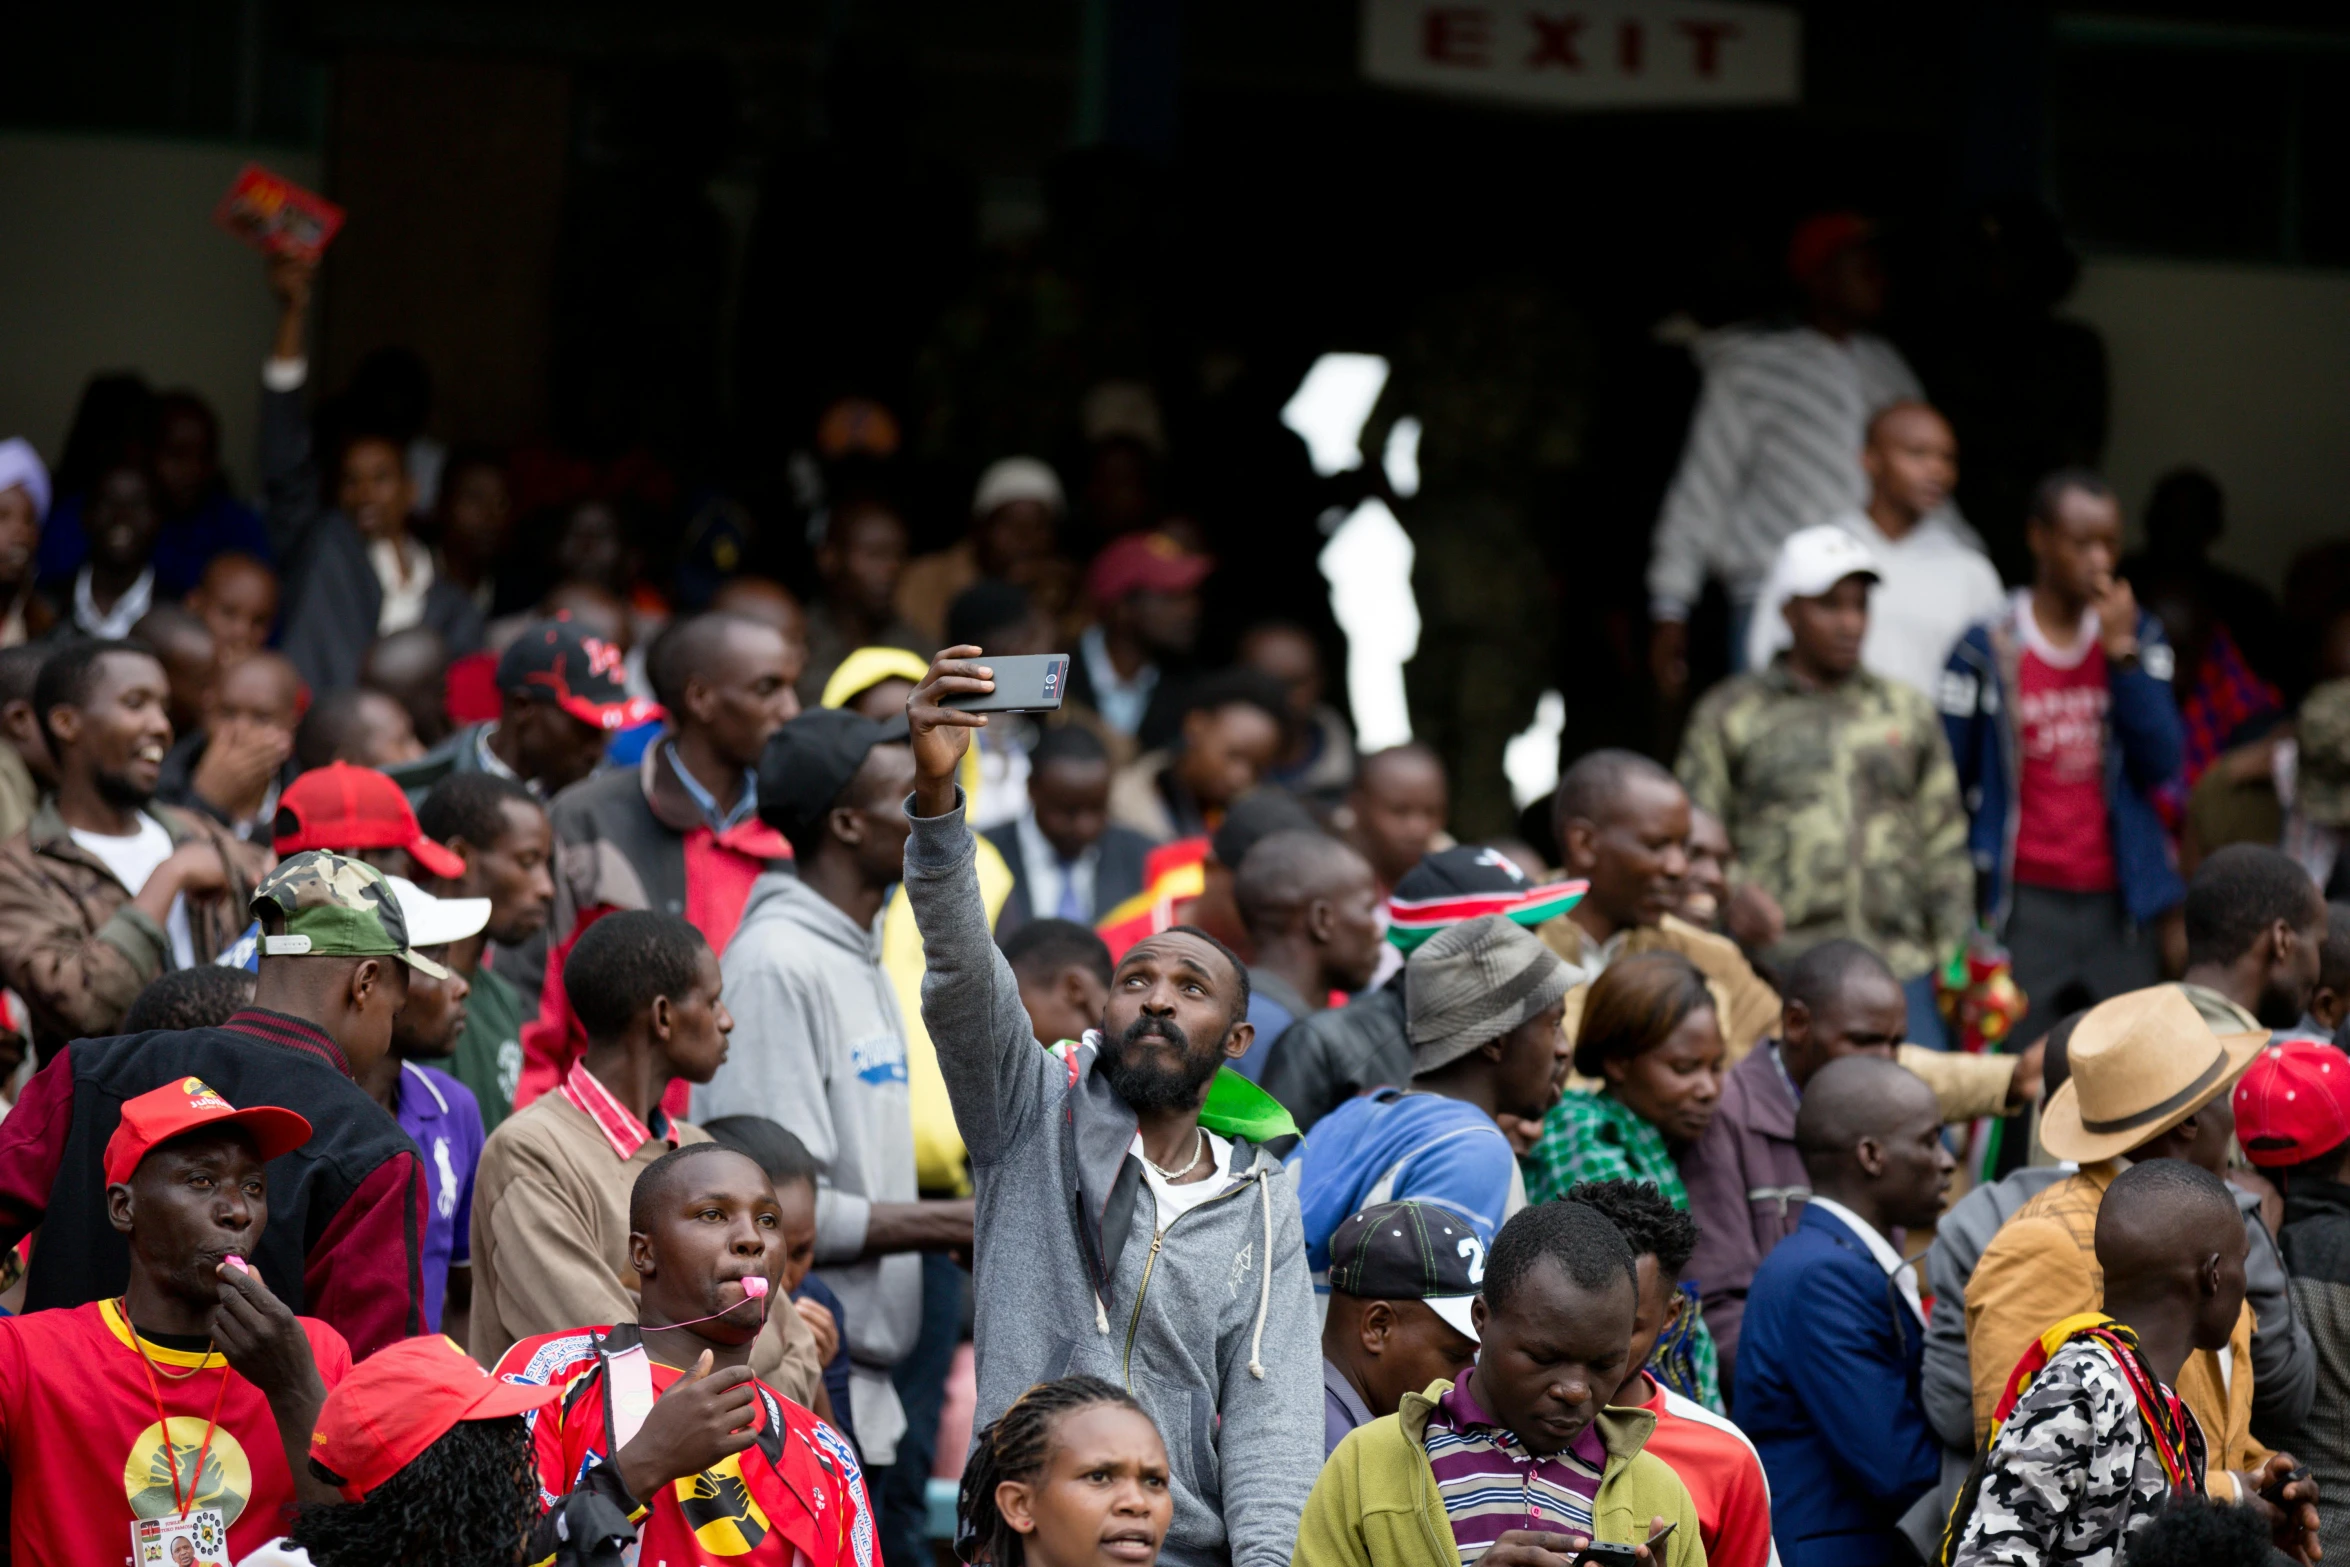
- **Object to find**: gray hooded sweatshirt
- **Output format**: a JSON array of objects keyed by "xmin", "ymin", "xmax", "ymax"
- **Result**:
[
  {"xmin": 693, "ymin": 870, "xmax": 920, "ymax": 1461},
  {"xmin": 904, "ymin": 795, "xmax": 1323, "ymax": 1567}
]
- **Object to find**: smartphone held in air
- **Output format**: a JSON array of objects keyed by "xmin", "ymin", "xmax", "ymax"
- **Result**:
[{"xmin": 938, "ymin": 654, "xmax": 1071, "ymax": 714}]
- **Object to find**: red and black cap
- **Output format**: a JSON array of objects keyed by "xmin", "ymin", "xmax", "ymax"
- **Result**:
[
  {"xmin": 1386, "ymin": 845, "xmax": 1585, "ymax": 953},
  {"xmin": 497, "ymin": 616, "xmax": 662, "ymax": 733}
]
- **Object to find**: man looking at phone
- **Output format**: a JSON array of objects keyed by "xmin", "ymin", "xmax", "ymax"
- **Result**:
[
  {"xmin": 1294, "ymin": 1199, "xmax": 1703, "ymax": 1567},
  {"xmin": 1942, "ymin": 468, "xmax": 2186, "ymax": 1040}
]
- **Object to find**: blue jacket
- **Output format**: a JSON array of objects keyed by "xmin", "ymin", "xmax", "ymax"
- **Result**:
[
  {"xmin": 1734, "ymin": 1204, "xmax": 1937, "ymax": 1567},
  {"xmin": 1287, "ymin": 1089, "xmax": 1518, "ymax": 1278},
  {"xmin": 1939, "ymin": 601, "xmax": 2185, "ymax": 930}
]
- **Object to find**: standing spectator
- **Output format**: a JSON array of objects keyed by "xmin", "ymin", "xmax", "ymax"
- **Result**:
[
  {"xmin": 39, "ymin": 391, "xmax": 273, "ymax": 597},
  {"xmin": 897, "ymin": 455, "xmax": 1071, "ymax": 645},
  {"xmin": 988, "ymin": 723, "xmax": 1151, "ymax": 935},
  {"xmin": 954, "ymin": 1375, "xmax": 1175, "ymax": 1567},
  {"xmin": 1748, "ymin": 401, "xmax": 2006, "ymax": 700},
  {"xmin": 157, "ymin": 649, "xmax": 300, "ymax": 842},
  {"xmin": 0, "ymin": 644, "xmax": 50, "ymax": 841},
  {"xmin": 799, "ymin": 496, "xmax": 929, "ymax": 707},
  {"xmin": 1293, "ymin": 915, "xmax": 1571, "ymax": 1274},
  {"xmin": 1230, "ymin": 829, "xmax": 1384, "ymax": 1082},
  {"xmin": 258, "ymin": 257, "xmax": 483, "ymax": 692},
  {"xmin": 1943, "ymin": 469, "xmax": 2186, "ymax": 1040},
  {"xmin": 1574, "ymin": 1178, "xmax": 1777, "ymax": 1567},
  {"xmin": 428, "ymin": 447, "xmax": 516, "ymax": 617},
  {"xmin": 185, "ymin": 550, "xmax": 280, "ymax": 668},
  {"xmin": 2177, "ymin": 843, "xmax": 2329, "ymax": 1034},
  {"xmin": 389, "ymin": 617, "xmax": 654, "ymax": 802},
  {"xmin": 1003, "ymin": 917, "xmax": 1114, "ymax": 1049},
  {"xmin": 1240, "ymin": 620, "xmax": 1357, "ymax": 806},
  {"xmin": 1679, "ymin": 525, "xmax": 1973, "ymax": 1047},
  {"xmin": 130, "ymin": 602, "xmax": 217, "ymax": 741},
  {"xmin": 694, "ymin": 708, "xmax": 974, "ymax": 1485},
  {"xmin": 903, "ymin": 649, "xmax": 1325, "ymax": 1567},
  {"xmin": 1067, "ymin": 530, "xmax": 1212, "ymax": 752},
  {"xmin": 272, "ymin": 759, "xmax": 469, "ymax": 887},
  {"xmin": 123, "ymin": 959, "xmax": 257, "ymax": 1032},
  {"xmin": 1339, "ymin": 743, "xmax": 1450, "ymax": 898},
  {"xmin": 1648, "ymin": 211, "xmax": 1926, "ymax": 694},
  {"xmin": 296, "ymin": 686, "xmax": 425, "ymax": 773},
  {"xmin": 1109, "ymin": 669, "xmax": 1288, "ymax": 842},
  {"xmin": 467, "ymin": 910, "xmax": 822, "ymax": 1397},
  {"xmin": 0, "ymin": 639, "xmax": 268, "ymax": 1057},
  {"xmin": 416, "ymin": 773, "xmax": 555, "ymax": 1130},
  {"xmin": 1318, "ymin": 1201, "xmax": 1482, "ymax": 1456},
  {"xmin": 70, "ymin": 460, "xmax": 163, "ymax": 637},
  {"xmin": 0, "ymin": 439, "xmax": 55, "ymax": 646},
  {"xmin": 945, "ymin": 578, "xmax": 1053, "ymax": 832},
  {"xmin": 1293, "ymin": 1200, "xmax": 1705, "ymax": 1567},
  {"xmin": 0, "ymin": 850, "xmax": 433, "ymax": 1355},
  {"xmin": 1735, "ymin": 1056, "xmax": 1953, "ymax": 1566},
  {"xmin": 701, "ymin": 1115, "xmax": 858, "ymax": 1438},
  {"xmin": 362, "ymin": 624, "xmax": 455, "ymax": 749}
]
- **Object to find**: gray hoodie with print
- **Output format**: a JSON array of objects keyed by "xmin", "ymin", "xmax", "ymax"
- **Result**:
[{"xmin": 903, "ymin": 794, "xmax": 1323, "ymax": 1567}]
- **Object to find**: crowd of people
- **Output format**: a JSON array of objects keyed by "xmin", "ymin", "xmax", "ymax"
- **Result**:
[{"xmin": 0, "ymin": 207, "xmax": 2343, "ymax": 1567}]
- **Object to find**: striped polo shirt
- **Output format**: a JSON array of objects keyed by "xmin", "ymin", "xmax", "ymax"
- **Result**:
[{"xmin": 1424, "ymin": 1365, "xmax": 1608, "ymax": 1561}]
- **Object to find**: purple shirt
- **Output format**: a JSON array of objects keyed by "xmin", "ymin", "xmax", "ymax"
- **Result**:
[
  {"xmin": 1424, "ymin": 1364, "xmax": 1607, "ymax": 1560},
  {"xmin": 1325, "ymin": 1357, "xmax": 1375, "ymax": 1455},
  {"xmin": 394, "ymin": 1061, "xmax": 487, "ymax": 1333}
]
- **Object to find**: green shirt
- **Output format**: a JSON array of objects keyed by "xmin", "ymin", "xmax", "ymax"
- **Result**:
[{"xmin": 452, "ymin": 961, "xmax": 528, "ymax": 1133}]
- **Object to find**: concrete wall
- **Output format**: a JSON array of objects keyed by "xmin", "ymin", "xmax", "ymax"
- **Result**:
[
  {"xmin": 2068, "ymin": 257, "xmax": 2350, "ymax": 589},
  {"xmin": 0, "ymin": 132, "xmax": 322, "ymax": 494}
]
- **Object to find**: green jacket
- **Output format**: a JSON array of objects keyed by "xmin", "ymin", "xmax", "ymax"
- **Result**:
[{"xmin": 1293, "ymin": 1380, "xmax": 1708, "ymax": 1567}]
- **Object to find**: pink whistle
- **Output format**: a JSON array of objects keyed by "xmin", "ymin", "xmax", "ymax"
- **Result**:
[
  {"xmin": 742, "ymin": 1276, "xmax": 769, "ymax": 1299},
  {"xmin": 225, "ymin": 1255, "xmax": 250, "ymax": 1275}
]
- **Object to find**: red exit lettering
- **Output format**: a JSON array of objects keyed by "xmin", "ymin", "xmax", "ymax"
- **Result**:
[
  {"xmin": 1674, "ymin": 18, "xmax": 1740, "ymax": 77},
  {"xmin": 1526, "ymin": 13, "xmax": 1585, "ymax": 70},
  {"xmin": 1422, "ymin": 7, "xmax": 1494, "ymax": 66}
]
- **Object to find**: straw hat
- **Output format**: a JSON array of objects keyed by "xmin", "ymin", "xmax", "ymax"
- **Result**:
[{"xmin": 2039, "ymin": 986, "xmax": 2267, "ymax": 1164}]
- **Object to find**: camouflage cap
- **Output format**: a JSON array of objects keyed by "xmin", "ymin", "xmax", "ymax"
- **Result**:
[
  {"xmin": 2299, "ymin": 679, "xmax": 2350, "ymax": 828},
  {"xmin": 250, "ymin": 850, "xmax": 451, "ymax": 980}
]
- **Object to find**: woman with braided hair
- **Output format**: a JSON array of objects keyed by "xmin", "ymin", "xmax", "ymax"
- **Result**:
[{"xmin": 958, "ymin": 1375, "xmax": 1174, "ymax": 1566}]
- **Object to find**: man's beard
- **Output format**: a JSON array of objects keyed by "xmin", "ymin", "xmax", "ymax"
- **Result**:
[
  {"xmin": 93, "ymin": 765, "xmax": 154, "ymax": 811},
  {"xmin": 1097, "ymin": 1013, "xmax": 1227, "ymax": 1114}
]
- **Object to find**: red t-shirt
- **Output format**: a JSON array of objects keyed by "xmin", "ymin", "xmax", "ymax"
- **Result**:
[
  {"xmin": 2013, "ymin": 630, "xmax": 2115, "ymax": 892},
  {"xmin": 1623, "ymin": 1373, "xmax": 1775, "ymax": 1567},
  {"xmin": 0, "ymin": 1298, "xmax": 351, "ymax": 1566}
]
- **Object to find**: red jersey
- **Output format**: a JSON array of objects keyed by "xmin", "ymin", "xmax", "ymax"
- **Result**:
[
  {"xmin": 495, "ymin": 1324, "xmax": 873, "ymax": 1567},
  {"xmin": 1624, "ymin": 1373, "xmax": 1778, "ymax": 1567},
  {"xmin": 2013, "ymin": 625, "xmax": 2116, "ymax": 892},
  {"xmin": 0, "ymin": 1298, "xmax": 351, "ymax": 1566}
]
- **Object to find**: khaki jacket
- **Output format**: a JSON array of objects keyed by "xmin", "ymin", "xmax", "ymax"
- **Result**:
[
  {"xmin": 1965, "ymin": 1159, "xmax": 2265, "ymax": 1486},
  {"xmin": 0, "ymin": 798, "xmax": 270, "ymax": 1058}
]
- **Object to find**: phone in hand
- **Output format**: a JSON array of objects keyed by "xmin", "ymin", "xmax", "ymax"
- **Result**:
[
  {"xmin": 937, "ymin": 654, "xmax": 1070, "ymax": 714},
  {"xmin": 1573, "ymin": 1520, "xmax": 1676, "ymax": 1567},
  {"xmin": 2263, "ymin": 1462, "xmax": 2311, "ymax": 1507}
]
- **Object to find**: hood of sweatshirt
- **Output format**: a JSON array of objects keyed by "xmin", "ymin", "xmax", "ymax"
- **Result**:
[
  {"xmin": 734, "ymin": 868, "xmax": 882, "ymax": 962},
  {"xmin": 1289, "ymin": 1089, "xmax": 1506, "ymax": 1273}
]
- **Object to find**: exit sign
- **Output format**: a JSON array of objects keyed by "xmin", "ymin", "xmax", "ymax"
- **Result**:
[{"xmin": 1362, "ymin": 0, "xmax": 1801, "ymax": 110}]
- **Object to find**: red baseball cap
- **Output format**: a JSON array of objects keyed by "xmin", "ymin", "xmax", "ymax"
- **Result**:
[
  {"xmin": 2234, "ymin": 1036, "xmax": 2350, "ymax": 1167},
  {"xmin": 307, "ymin": 1335, "xmax": 562, "ymax": 1500},
  {"xmin": 1086, "ymin": 531, "xmax": 1213, "ymax": 605},
  {"xmin": 273, "ymin": 762, "xmax": 466, "ymax": 880},
  {"xmin": 497, "ymin": 617, "xmax": 662, "ymax": 733},
  {"xmin": 104, "ymin": 1078, "xmax": 312, "ymax": 1186},
  {"xmin": 1786, "ymin": 211, "xmax": 1874, "ymax": 285}
]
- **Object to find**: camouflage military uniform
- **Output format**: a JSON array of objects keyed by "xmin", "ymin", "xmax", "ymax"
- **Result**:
[
  {"xmin": 1676, "ymin": 656, "xmax": 1972, "ymax": 982},
  {"xmin": 1953, "ymin": 1337, "xmax": 2206, "ymax": 1567}
]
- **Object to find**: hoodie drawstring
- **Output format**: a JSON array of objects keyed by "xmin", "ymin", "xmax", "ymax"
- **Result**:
[
  {"xmin": 1095, "ymin": 1290, "xmax": 1110, "ymax": 1334},
  {"xmin": 1248, "ymin": 1173, "xmax": 1273, "ymax": 1380}
]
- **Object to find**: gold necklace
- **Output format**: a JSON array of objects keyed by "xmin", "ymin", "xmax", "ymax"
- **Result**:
[{"xmin": 120, "ymin": 1299, "xmax": 218, "ymax": 1381}]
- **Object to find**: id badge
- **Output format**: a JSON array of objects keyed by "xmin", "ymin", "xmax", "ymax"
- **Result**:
[{"xmin": 129, "ymin": 1508, "xmax": 229, "ymax": 1567}]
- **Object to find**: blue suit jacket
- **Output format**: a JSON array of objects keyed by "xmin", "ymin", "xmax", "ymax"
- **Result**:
[{"xmin": 1733, "ymin": 1203, "xmax": 1939, "ymax": 1567}]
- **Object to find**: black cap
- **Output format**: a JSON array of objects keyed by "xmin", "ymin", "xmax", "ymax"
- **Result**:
[
  {"xmin": 1327, "ymin": 1200, "xmax": 1482, "ymax": 1341},
  {"xmin": 756, "ymin": 708, "xmax": 911, "ymax": 844},
  {"xmin": 496, "ymin": 617, "xmax": 660, "ymax": 732},
  {"xmin": 1393, "ymin": 845, "xmax": 1530, "ymax": 902}
]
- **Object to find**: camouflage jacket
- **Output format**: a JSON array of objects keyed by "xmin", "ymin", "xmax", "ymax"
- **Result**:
[
  {"xmin": 1676, "ymin": 657, "xmax": 1973, "ymax": 981},
  {"xmin": 1953, "ymin": 1337, "xmax": 2204, "ymax": 1567}
]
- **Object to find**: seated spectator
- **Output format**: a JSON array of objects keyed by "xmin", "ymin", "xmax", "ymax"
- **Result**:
[
  {"xmin": 1241, "ymin": 620, "xmax": 1356, "ymax": 805},
  {"xmin": 130, "ymin": 601, "xmax": 217, "ymax": 739},
  {"xmin": 1678, "ymin": 806, "xmax": 1732, "ymax": 934},
  {"xmin": 41, "ymin": 390, "xmax": 273, "ymax": 599},
  {"xmin": 1573, "ymin": 1178, "xmax": 1775, "ymax": 1567},
  {"xmin": 2296, "ymin": 902, "xmax": 2350, "ymax": 1044},
  {"xmin": 1109, "ymin": 669, "xmax": 1288, "ymax": 842},
  {"xmin": 0, "ymin": 438, "xmax": 56, "ymax": 646},
  {"xmin": 1231, "ymin": 828, "xmax": 1384, "ymax": 1081},
  {"xmin": 260, "ymin": 257, "xmax": 484, "ymax": 693},
  {"xmin": 1294, "ymin": 914, "xmax": 1571, "ymax": 1274},
  {"xmin": 124, "ymin": 960, "xmax": 257, "ymax": 1031},
  {"xmin": 236, "ymin": 1334, "xmax": 556, "ymax": 1567},
  {"xmin": 701, "ymin": 1114, "xmax": 856, "ymax": 1439},
  {"xmin": 70, "ymin": 459, "xmax": 164, "ymax": 637},
  {"xmin": 710, "ymin": 573, "xmax": 808, "ymax": 656},
  {"xmin": 0, "ymin": 1079, "xmax": 348, "ymax": 1563},
  {"xmin": 2178, "ymin": 842, "xmax": 2330, "ymax": 1034},
  {"xmin": 1319, "ymin": 1201, "xmax": 1482, "ymax": 1456},
  {"xmin": 1950, "ymin": 1162, "xmax": 2317, "ymax": 1567},
  {"xmin": 956, "ymin": 1375, "xmax": 1173, "ymax": 1567},
  {"xmin": 897, "ymin": 455, "xmax": 1070, "ymax": 645},
  {"xmin": 0, "ymin": 851, "xmax": 432, "ymax": 1355},
  {"xmin": 0, "ymin": 639, "xmax": 269, "ymax": 1056},
  {"xmin": 1338, "ymin": 743, "xmax": 1449, "ymax": 898},
  {"xmin": 798, "ymin": 495, "xmax": 928, "ymax": 707},
  {"xmin": 416, "ymin": 772, "xmax": 555, "ymax": 1130},
  {"xmin": 990, "ymin": 724, "xmax": 1151, "ymax": 935},
  {"xmin": 468, "ymin": 910, "xmax": 821, "ymax": 1396},
  {"xmin": 389, "ymin": 616, "xmax": 654, "ymax": 801},
  {"xmin": 427, "ymin": 445, "xmax": 516, "ymax": 617},
  {"xmin": 493, "ymin": 1142, "xmax": 875, "ymax": 1567},
  {"xmin": 1292, "ymin": 1199, "xmax": 1704, "ymax": 1567},
  {"xmin": 158, "ymin": 649, "xmax": 300, "ymax": 842},
  {"xmin": 1262, "ymin": 844, "xmax": 1582, "ymax": 1134},
  {"xmin": 295, "ymin": 685, "xmax": 424, "ymax": 772},
  {"xmin": 947, "ymin": 578, "xmax": 1053, "ymax": 831},
  {"xmin": 1003, "ymin": 917, "xmax": 1114, "ymax": 1048},
  {"xmin": 1094, "ymin": 782, "xmax": 1313, "ymax": 961},
  {"xmin": 1735, "ymin": 1057, "xmax": 1951, "ymax": 1564},
  {"xmin": 1067, "ymin": 530, "xmax": 1212, "ymax": 753},
  {"xmin": 1526, "ymin": 952, "xmax": 1724, "ymax": 1210},
  {"xmin": 362, "ymin": 624, "xmax": 454, "ymax": 748},
  {"xmin": 186, "ymin": 549, "xmax": 279, "ymax": 667},
  {"xmin": 0, "ymin": 642, "xmax": 49, "ymax": 839}
]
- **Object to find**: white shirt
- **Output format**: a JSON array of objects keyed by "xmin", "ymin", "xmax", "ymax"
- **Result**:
[
  {"xmin": 1805, "ymin": 1193, "xmax": 1926, "ymax": 1325},
  {"xmin": 1079, "ymin": 624, "xmax": 1159, "ymax": 739},
  {"xmin": 370, "ymin": 535, "xmax": 435, "ymax": 635},
  {"xmin": 71, "ymin": 564, "xmax": 155, "ymax": 640},
  {"xmin": 1134, "ymin": 1128, "xmax": 1238, "ymax": 1234},
  {"xmin": 1747, "ymin": 507, "xmax": 2007, "ymax": 699},
  {"xmin": 70, "ymin": 813, "xmax": 194, "ymax": 969},
  {"xmin": 1015, "ymin": 810, "xmax": 1100, "ymax": 924}
]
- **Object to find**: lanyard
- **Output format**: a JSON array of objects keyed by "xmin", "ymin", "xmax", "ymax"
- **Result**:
[{"xmin": 124, "ymin": 1305, "xmax": 232, "ymax": 1517}]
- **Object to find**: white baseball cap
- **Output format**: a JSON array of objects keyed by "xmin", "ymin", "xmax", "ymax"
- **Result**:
[
  {"xmin": 384, "ymin": 875, "xmax": 491, "ymax": 951},
  {"xmin": 1774, "ymin": 524, "xmax": 1882, "ymax": 600},
  {"xmin": 971, "ymin": 457, "xmax": 1065, "ymax": 520}
]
